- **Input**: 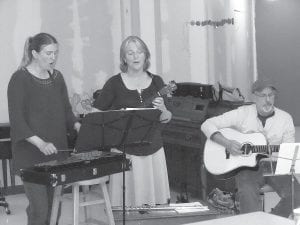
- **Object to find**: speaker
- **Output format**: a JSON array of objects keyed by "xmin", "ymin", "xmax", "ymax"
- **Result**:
[
  {"xmin": 173, "ymin": 82, "xmax": 213, "ymax": 99},
  {"xmin": 166, "ymin": 96, "xmax": 209, "ymax": 122}
]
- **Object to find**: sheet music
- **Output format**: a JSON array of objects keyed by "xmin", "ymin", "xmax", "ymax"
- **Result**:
[
  {"xmin": 89, "ymin": 107, "xmax": 157, "ymax": 113},
  {"xmin": 170, "ymin": 202, "xmax": 209, "ymax": 214},
  {"xmin": 75, "ymin": 107, "xmax": 161, "ymax": 152},
  {"xmin": 275, "ymin": 143, "xmax": 300, "ymax": 175},
  {"xmin": 174, "ymin": 207, "xmax": 209, "ymax": 214},
  {"xmin": 125, "ymin": 107, "xmax": 156, "ymax": 110},
  {"xmin": 169, "ymin": 202, "xmax": 204, "ymax": 207}
]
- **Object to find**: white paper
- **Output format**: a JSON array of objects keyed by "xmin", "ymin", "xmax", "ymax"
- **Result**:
[
  {"xmin": 169, "ymin": 202, "xmax": 203, "ymax": 207},
  {"xmin": 125, "ymin": 107, "xmax": 156, "ymax": 110},
  {"xmin": 275, "ymin": 143, "xmax": 300, "ymax": 175},
  {"xmin": 169, "ymin": 202, "xmax": 209, "ymax": 214},
  {"xmin": 175, "ymin": 207, "xmax": 209, "ymax": 214}
]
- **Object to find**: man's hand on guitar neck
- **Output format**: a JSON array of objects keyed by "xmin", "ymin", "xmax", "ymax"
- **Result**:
[{"xmin": 211, "ymin": 131, "xmax": 243, "ymax": 156}]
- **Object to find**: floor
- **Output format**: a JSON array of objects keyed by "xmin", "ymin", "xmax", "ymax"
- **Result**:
[
  {"xmin": 1, "ymin": 186, "xmax": 127, "ymax": 225},
  {"xmin": 0, "ymin": 188, "xmax": 202, "ymax": 225}
]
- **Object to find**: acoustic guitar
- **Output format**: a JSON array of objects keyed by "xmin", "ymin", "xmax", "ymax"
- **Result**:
[{"xmin": 203, "ymin": 128, "xmax": 279, "ymax": 177}]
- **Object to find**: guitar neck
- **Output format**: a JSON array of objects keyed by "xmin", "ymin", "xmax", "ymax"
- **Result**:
[
  {"xmin": 140, "ymin": 91, "xmax": 163, "ymax": 108},
  {"xmin": 139, "ymin": 81, "xmax": 176, "ymax": 108},
  {"xmin": 250, "ymin": 145, "xmax": 279, "ymax": 154}
]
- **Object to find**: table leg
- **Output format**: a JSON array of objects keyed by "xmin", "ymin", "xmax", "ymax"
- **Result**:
[{"xmin": 49, "ymin": 185, "xmax": 63, "ymax": 225}]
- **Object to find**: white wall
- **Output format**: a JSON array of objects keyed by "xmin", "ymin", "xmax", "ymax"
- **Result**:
[
  {"xmin": 0, "ymin": 0, "xmax": 124, "ymax": 186},
  {"xmin": 159, "ymin": 0, "xmax": 192, "ymax": 83},
  {"xmin": 0, "ymin": 0, "xmax": 257, "ymax": 187},
  {"xmin": 256, "ymin": 0, "xmax": 300, "ymax": 125},
  {"xmin": 0, "ymin": 0, "xmax": 123, "ymax": 122},
  {"xmin": 157, "ymin": 0, "xmax": 256, "ymax": 100},
  {"xmin": 0, "ymin": 0, "xmax": 256, "ymax": 122}
]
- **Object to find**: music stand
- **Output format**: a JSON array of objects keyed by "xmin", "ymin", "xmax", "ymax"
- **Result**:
[
  {"xmin": 273, "ymin": 143, "xmax": 300, "ymax": 218},
  {"xmin": 75, "ymin": 108, "xmax": 161, "ymax": 225}
]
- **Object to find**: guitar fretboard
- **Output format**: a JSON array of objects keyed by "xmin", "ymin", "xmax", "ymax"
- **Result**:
[{"xmin": 243, "ymin": 144, "xmax": 279, "ymax": 154}]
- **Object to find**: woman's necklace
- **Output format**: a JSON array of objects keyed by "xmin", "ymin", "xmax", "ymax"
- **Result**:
[
  {"xmin": 27, "ymin": 64, "xmax": 50, "ymax": 79},
  {"xmin": 123, "ymin": 72, "xmax": 150, "ymax": 90}
]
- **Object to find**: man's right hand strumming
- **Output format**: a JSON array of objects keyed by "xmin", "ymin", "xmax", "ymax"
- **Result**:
[{"xmin": 211, "ymin": 131, "xmax": 243, "ymax": 156}]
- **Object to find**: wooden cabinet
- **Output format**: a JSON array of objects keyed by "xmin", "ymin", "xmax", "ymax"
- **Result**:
[
  {"xmin": 162, "ymin": 114, "xmax": 205, "ymax": 201},
  {"xmin": 162, "ymin": 120, "xmax": 202, "ymax": 148},
  {"xmin": 162, "ymin": 101, "xmax": 247, "ymax": 200},
  {"xmin": 164, "ymin": 143, "xmax": 203, "ymax": 200}
]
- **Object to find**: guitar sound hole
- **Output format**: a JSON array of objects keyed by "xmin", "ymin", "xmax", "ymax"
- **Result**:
[{"xmin": 241, "ymin": 143, "xmax": 252, "ymax": 155}]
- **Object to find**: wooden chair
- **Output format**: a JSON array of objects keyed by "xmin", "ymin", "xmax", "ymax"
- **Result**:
[
  {"xmin": 0, "ymin": 135, "xmax": 13, "ymax": 214},
  {"xmin": 50, "ymin": 176, "xmax": 115, "ymax": 225},
  {"xmin": 72, "ymin": 176, "xmax": 115, "ymax": 225},
  {"xmin": 259, "ymin": 158, "xmax": 277, "ymax": 212},
  {"xmin": 260, "ymin": 184, "xmax": 275, "ymax": 212}
]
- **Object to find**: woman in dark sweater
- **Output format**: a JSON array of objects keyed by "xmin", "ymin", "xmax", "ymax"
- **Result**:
[
  {"xmin": 7, "ymin": 33, "xmax": 80, "ymax": 225},
  {"xmin": 93, "ymin": 36, "xmax": 171, "ymax": 207}
]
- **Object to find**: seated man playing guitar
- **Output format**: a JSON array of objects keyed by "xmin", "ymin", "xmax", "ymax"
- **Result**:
[{"xmin": 201, "ymin": 77, "xmax": 300, "ymax": 218}]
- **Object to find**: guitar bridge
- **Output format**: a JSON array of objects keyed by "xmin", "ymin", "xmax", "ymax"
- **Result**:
[{"xmin": 225, "ymin": 149, "xmax": 230, "ymax": 159}]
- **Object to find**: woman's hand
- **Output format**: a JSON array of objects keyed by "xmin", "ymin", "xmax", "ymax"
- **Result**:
[
  {"xmin": 26, "ymin": 136, "xmax": 58, "ymax": 155},
  {"xmin": 90, "ymin": 107, "xmax": 102, "ymax": 113},
  {"xmin": 74, "ymin": 122, "xmax": 81, "ymax": 133},
  {"xmin": 152, "ymin": 97, "xmax": 167, "ymax": 112},
  {"xmin": 152, "ymin": 97, "xmax": 172, "ymax": 123},
  {"xmin": 39, "ymin": 142, "xmax": 58, "ymax": 155}
]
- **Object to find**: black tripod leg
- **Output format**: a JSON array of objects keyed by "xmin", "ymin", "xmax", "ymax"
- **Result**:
[
  {"xmin": 122, "ymin": 170, "xmax": 125, "ymax": 225},
  {"xmin": 122, "ymin": 147, "xmax": 126, "ymax": 225},
  {"xmin": 0, "ymin": 195, "xmax": 11, "ymax": 214}
]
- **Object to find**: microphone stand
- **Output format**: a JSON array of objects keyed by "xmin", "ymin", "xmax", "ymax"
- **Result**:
[{"xmin": 290, "ymin": 145, "xmax": 299, "ymax": 219}]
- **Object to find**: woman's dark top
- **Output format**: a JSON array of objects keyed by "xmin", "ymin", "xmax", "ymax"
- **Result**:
[
  {"xmin": 93, "ymin": 72, "xmax": 165, "ymax": 156},
  {"xmin": 7, "ymin": 68, "xmax": 77, "ymax": 174}
]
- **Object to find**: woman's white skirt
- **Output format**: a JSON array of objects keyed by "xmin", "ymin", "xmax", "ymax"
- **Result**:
[{"xmin": 109, "ymin": 147, "xmax": 170, "ymax": 207}]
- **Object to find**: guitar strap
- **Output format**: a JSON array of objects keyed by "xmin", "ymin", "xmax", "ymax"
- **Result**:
[{"xmin": 146, "ymin": 71, "xmax": 169, "ymax": 125}]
